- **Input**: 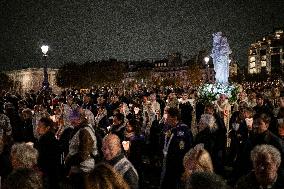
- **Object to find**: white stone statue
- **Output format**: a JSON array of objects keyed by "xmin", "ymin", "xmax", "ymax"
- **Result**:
[{"xmin": 211, "ymin": 32, "xmax": 232, "ymax": 84}]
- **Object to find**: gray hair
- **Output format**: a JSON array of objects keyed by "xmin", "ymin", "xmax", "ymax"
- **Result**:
[
  {"xmin": 103, "ymin": 134, "xmax": 122, "ymax": 150},
  {"xmin": 199, "ymin": 114, "xmax": 218, "ymax": 132},
  {"xmin": 278, "ymin": 119, "xmax": 284, "ymax": 129},
  {"xmin": 11, "ymin": 143, "xmax": 38, "ymax": 169},
  {"xmin": 251, "ymin": 144, "xmax": 281, "ymax": 168}
]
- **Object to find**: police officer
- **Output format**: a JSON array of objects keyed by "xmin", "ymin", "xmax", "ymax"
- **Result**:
[{"xmin": 160, "ymin": 107, "xmax": 193, "ymax": 189}]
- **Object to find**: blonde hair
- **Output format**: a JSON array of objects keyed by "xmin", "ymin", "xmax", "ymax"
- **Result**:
[
  {"xmin": 182, "ymin": 144, "xmax": 214, "ymax": 181},
  {"xmin": 11, "ymin": 143, "xmax": 38, "ymax": 169}
]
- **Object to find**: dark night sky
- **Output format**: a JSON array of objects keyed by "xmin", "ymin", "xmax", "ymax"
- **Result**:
[{"xmin": 0, "ymin": 0, "xmax": 284, "ymax": 71}]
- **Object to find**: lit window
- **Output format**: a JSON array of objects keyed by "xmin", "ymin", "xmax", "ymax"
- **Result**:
[
  {"xmin": 261, "ymin": 55, "xmax": 266, "ymax": 60},
  {"xmin": 250, "ymin": 62, "xmax": 255, "ymax": 68},
  {"xmin": 250, "ymin": 68, "xmax": 256, "ymax": 74},
  {"xmin": 250, "ymin": 57, "xmax": 256, "ymax": 62},
  {"xmin": 164, "ymin": 63, "xmax": 167, "ymax": 67},
  {"xmin": 261, "ymin": 61, "xmax": 266, "ymax": 67}
]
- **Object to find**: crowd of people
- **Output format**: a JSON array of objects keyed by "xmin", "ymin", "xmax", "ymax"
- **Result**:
[{"xmin": 0, "ymin": 82, "xmax": 284, "ymax": 189}]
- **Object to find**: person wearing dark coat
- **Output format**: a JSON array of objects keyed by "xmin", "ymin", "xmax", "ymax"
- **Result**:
[
  {"xmin": 253, "ymin": 93, "xmax": 278, "ymax": 135},
  {"xmin": 58, "ymin": 125, "xmax": 74, "ymax": 158},
  {"xmin": 95, "ymin": 106, "xmax": 109, "ymax": 132},
  {"xmin": 16, "ymin": 108, "xmax": 36, "ymax": 143},
  {"xmin": 235, "ymin": 144, "xmax": 284, "ymax": 189},
  {"xmin": 238, "ymin": 114, "xmax": 284, "ymax": 185},
  {"xmin": 252, "ymin": 114, "xmax": 284, "ymax": 158},
  {"xmin": 149, "ymin": 119, "xmax": 164, "ymax": 168},
  {"xmin": 156, "ymin": 94, "xmax": 166, "ymax": 118},
  {"xmin": 229, "ymin": 107, "xmax": 254, "ymax": 185},
  {"xmin": 109, "ymin": 113, "xmax": 125, "ymax": 141},
  {"xmin": 0, "ymin": 139, "xmax": 12, "ymax": 187},
  {"xmin": 57, "ymin": 124, "xmax": 75, "ymax": 178},
  {"xmin": 106, "ymin": 95, "xmax": 120, "ymax": 117},
  {"xmin": 179, "ymin": 93, "xmax": 193, "ymax": 129},
  {"xmin": 195, "ymin": 101, "xmax": 205, "ymax": 124},
  {"xmin": 123, "ymin": 119, "xmax": 144, "ymax": 187},
  {"xmin": 4, "ymin": 105, "xmax": 23, "ymax": 143},
  {"xmin": 195, "ymin": 113, "xmax": 225, "ymax": 175},
  {"xmin": 253, "ymin": 94, "xmax": 274, "ymax": 117},
  {"xmin": 233, "ymin": 113, "xmax": 284, "ymax": 183},
  {"xmin": 160, "ymin": 107, "xmax": 193, "ymax": 189},
  {"xmin": 202, "ymin": 104, "xmax": 227, "ymax": 175},
  {"xmin": 35, "ymin": 117, "xmax": 61, "ymax": 189},
  {"xmin": 81, "ymin": 93, "xmax": 97, "ymax": 116}
]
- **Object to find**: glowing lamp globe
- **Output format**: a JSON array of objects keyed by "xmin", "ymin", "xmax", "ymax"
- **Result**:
[
  {"xmin": 41, "ymin": 45, "xmax": 49, "ymax": 55},
  {"xmin": 204, "ymin": 57, "xmax": 210, "ymax": 63}
]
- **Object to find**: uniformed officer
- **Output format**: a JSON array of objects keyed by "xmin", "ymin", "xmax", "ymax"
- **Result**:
[{"xmin": 160, "ymin": 107, "xmax": 193, "ymax": 189}]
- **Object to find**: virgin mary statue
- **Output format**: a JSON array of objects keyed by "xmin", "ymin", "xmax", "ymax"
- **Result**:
[{"xmin": 211, "ymin": 32, "xmax": 232, "ymax": 84}]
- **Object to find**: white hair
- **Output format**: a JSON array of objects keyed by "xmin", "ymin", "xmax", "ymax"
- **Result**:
[{"xmin": 251, "ymin": 144, "xmax": 281, "ymax": 168}]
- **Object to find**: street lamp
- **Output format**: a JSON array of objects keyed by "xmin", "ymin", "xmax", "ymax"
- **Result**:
[
  {"xmin": 41, "ymin": 45, "xmax": 50, "ymax": 91},
  {"xmin": 204, "ymin": 56, "xmax": 210, "ymax": 82}
]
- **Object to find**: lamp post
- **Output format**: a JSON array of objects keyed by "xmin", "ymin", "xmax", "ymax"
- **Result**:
[
  {"xmin": 204, "ymin": 56, "xmax": 210, "ymax": 83},
  {"xmin": 41, "ymin": 45, "xmax": 49, "ymax": 90}
]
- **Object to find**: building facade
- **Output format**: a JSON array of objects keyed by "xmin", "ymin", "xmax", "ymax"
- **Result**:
[
  {"xmin": 125, "ymin": 52, "xmax": 218, "ymax": 85},
  {"xmin": 7, "ymin": 51, "xmax": 239, "ymax": 94},
  {"xmin": 248, "ymin": 28, "xmax": 284, "ymax": 75},
  {"xmin": 7, "ymin": 68, "xmax": 61, "ymax": 94}
]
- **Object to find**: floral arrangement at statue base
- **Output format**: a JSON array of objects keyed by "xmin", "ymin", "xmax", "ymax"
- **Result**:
[{"xmin": 197, "ymin": 83, "xmax": 239, "ymax": 105}]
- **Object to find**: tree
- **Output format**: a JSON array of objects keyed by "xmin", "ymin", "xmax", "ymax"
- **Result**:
[
  {"xmin": 0, "ymin": 72, "xmax": 13, "ymax": 91},
  {"xmin": 56, "ymin": 60, "xmax": 128, "ymax": 88},
  {"xmin": 101, "ymin": 60, "xmax": 127, "ymax": 84},
  {"xmin": 56, "ymin": 62, "xmax": 82, "ymax": 88},
  {"xmin": 160, "ymin": 77, "xmax": 176, "ymax": 86},
  {"xmin": 135, "ymin": 68, "xmax": 152, "ymax": 83},
  {"xmin": 85, "ymin": 60, "xmax": 127, "ymax": 85},
  {"xmin": 186, "ymin": 63, "xmax": 203, "ymax": 87}
]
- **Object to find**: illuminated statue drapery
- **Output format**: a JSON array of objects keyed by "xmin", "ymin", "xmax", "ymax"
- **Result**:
[{"xmin": 211, "ymin": 32, "xmax": 232, "ymax": 84}]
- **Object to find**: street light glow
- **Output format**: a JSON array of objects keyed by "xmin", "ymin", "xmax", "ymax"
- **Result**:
[
  {"xmin": 204, "ymin": 57, "xmax": 210, "ymax": 63},
  {"xmin": 41, "ymin": 45, "xmax": 49, "ymax": 55}
]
